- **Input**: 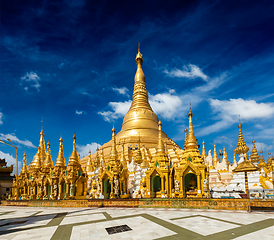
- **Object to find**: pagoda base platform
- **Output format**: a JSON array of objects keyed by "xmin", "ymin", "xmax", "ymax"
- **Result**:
[{"xmin": 1, "ymin": 198, "xmax": 273, "ymax": 211}]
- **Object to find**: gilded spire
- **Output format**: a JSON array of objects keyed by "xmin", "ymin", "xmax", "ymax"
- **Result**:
[
  {"xmin": 221, "ymin": 147, "xmax": 230, "ymax": 169},
  {"xmin": 157, "ymin": 121, "xmax": 165, "ymax": 154},
  {"xmin": 232, "ymin": 153, "xmax": 237, "ymax": 166},
  {"xmin": 94, "ymin": 147, "xmax": 100, "ymax": 168},
  {"xmin": 129, "ymin": 43, "xmax": 152, "ymax": 112},
  {"xmin": 135, "ymin": 42, "xmax": 143, "ymax": 64},
  {"xmin": 266, "ymin": 151, "xmax": 272, "ymax": 169},
  {"xmin": 55, "ymin": 136, "xmax": 66, "ymax": 167},
  {"xmin": 201, "ymin": 140, "xmax": 207, "ymax": 159},
  {"xmin": 110, "ymin": 125, "xmax": 118, "ymax": 166},
  {"xmin": 39, "ymin": 129, "xmax": 47, "ymax": 163},
  {"xmin": 184, "ymin": 127, "xmax": 187, "ymax": 150},
  {"xmin": 213, "ymin": 144, "xmax": 219, "ymax": 168},
  {"xmin": 258, "ymin": 150, "xmax": 266, "ymax": 169},
  {"xmin": 251, "ymin": 138, "xmax": 259, "ymax": 164},
  {"xmin": 44, "ymin": 141, "xmax": 53, "ymax": 169},
  {"xmin": 154, "ymin": 120, "xmax": 169, "ymax": 168},
  {"xmin": 21, "ymin": 153, "xmax": 29, "ymax": 175},
  {"xmin": 68, "ymin": 134, "xmax": 79, "ymax": 166},
  {"xmin": 185, "ymin": 107, "xmax": 198, "ymax": 151},
  {"xmin": 234, "ymin": 118, "xmax": 249, "ymax": 155}
]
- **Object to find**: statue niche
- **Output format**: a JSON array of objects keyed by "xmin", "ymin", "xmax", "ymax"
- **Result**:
[{"xmin": 184, "ymin": 173, "xmax": 197, "ymax": 198}]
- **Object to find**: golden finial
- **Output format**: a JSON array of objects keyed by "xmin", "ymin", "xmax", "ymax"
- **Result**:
[
  {"xmin": 234, "ymin": 118, "xmax": 249, "ymax": 155},
  {"xmin": 238, "ymin": 115, "xmax": 242, "ymax": 128},
  {"xmin": 188, "ymin": 102, "xmax": 193, "ymax": 117},
  {"xmin": 136, "ymin": 42, "xmax": 143, "ymax": 64}
]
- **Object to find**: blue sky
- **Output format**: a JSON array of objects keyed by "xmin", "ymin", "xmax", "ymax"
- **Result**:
[{"xmin": 1, "ymin": 0, "xmax": 274, "ymax": 173}]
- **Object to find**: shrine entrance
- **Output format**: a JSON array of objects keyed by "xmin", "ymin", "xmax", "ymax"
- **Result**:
[
  {"xmin": 184, "ymin": 173, "xmax": 197, "ymax": 190},
  {"xmin": 151, "ymin": 175, "xmax": 161, "ymax": 198},
  {"xmin": 183, "ymin": 173, "xmax": 197, "ymax": 197},
  {"xmin": 103, "ymin": 178, "xmax": 111, "ymax": 199}
]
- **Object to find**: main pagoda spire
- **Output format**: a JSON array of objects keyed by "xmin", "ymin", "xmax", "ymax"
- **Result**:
[
  {"xmin": 129, "ymin": 43, "xmax": 153, "ymax": 111},
  {"xmin": 119, "ymin": 44, "xmax": 160, "ymax": 137}
]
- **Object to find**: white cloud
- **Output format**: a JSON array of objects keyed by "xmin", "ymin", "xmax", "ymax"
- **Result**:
[
  {"xmin": 112, "ymin": 87, "xmax": 129, "ymax": 96},
  {"xmin": 214, "ymin": 136, "xmax": 234, "ymax": 148},
  {"xmin": 247, "ymin": 142, "xmax": 273, "ymax": 152},
  {"xmin": 210, "ymin": 98, "xmax": 274, "ymax": 121},
  {"xmin": 164, "ymin": 64, "xmax": 208, "ymax": 81},
  {"xmin": 99, "ymin": 69, "xmax": 228, "ymax": 126},
  {"xmin": 76, "ymin": 110, "xmax": 86, "ymax": 115},
  {"xmin": 197, "ymin": 99, "xmax": 274, "ymax": 136},
  {"xmin": 77, "ymin": 143, "xmax": 101, "ymax": 157},
  {"xmin": 149, "ymin": 89, "xmax": 183, "ymax": 120},
  {"xmin": 98, "ymin": 100, "xmax": 132, "ymax": 122},
  {"xmin": 0, "ymin": 133, "xmax": 36, "ymax": 148},
  {"xmin": 0, "ymin": 150, "xmax": 22, "ymax": 174},
  {"xmin": 21, "ymin": 71, "xmax": 41, "ymax": 90},
  {"xmin": 0, "ymin": 112, "xmax": 3, "ymax": 125}
]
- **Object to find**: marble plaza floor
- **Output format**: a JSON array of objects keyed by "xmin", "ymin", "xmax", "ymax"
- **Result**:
[{"xmin": 0, "ymin": 206, "xmax": 273, "ymax": 240}]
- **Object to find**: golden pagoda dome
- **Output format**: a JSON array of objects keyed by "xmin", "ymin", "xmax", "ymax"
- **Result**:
[{"xmin": 81, "ymin": 44, "xmax": 180, "ymax": 166}]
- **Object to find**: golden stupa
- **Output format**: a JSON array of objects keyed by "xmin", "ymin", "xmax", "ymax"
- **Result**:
[{"xmin": 81, "ymin": 44, "xmax": 181, "ymax": 165}]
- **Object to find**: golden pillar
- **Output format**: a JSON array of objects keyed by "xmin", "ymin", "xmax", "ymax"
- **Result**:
[{"xmin": 197, "ymin": 174, "xmax": 202, "ymax": 198}]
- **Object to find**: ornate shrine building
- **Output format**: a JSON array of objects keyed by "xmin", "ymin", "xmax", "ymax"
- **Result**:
[{"xmin": 12, "ymin": 45, "xmax": 274, "ymax": 200}]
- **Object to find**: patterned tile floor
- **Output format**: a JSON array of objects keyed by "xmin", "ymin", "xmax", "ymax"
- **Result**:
[{"xmin": 0, "ymin": 206, "xmax": 273, "ymax": 240}]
